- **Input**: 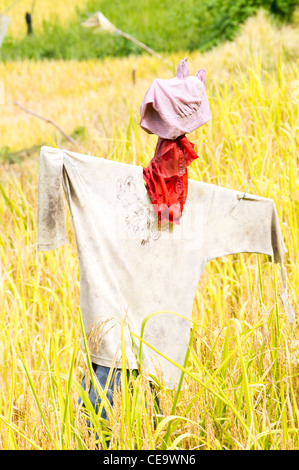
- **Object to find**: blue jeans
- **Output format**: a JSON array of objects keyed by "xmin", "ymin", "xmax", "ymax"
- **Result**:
[
  {"xmin": 78, "ymin": 363, "xmax": 122, "ymax": 420},
  {"xmin": 78, "ymin": 363, "xmax": 124, "ymax": 447},
  {"xmin": 79, "ymin": 363, "xmax": 162, "ymax": 447}
]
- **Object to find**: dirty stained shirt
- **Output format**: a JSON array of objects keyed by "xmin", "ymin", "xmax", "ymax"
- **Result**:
[{"xmin": 37, "ymin": 146, "xmax": 294, "ymax": 389}]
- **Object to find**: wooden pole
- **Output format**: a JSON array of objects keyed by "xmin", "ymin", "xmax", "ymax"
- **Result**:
[
  {"xmin": 13, "ymin": 101, "xmax": 83, "ymax": 151},
  {"xmin": 116, "ymin": 29, "xmax": 172, "ymax": 69}
]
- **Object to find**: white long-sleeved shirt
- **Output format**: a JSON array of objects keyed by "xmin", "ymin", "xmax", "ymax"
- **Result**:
[{"xmin": 37, "ymin": 146, "xmax": 294, "ymax": 388}]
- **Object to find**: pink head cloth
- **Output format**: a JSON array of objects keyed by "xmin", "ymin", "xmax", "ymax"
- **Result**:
[{"xmin": 139, "ymin": 58, "xmax": 212, "ymax": 140}]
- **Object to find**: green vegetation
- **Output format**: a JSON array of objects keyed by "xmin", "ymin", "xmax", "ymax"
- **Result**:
[{"xmin": 1, "ymin": 0, "xmax": 297, "ymax": 61}]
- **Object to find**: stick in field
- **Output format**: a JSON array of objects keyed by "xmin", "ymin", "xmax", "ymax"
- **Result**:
[
  {"xmin": 13, "ymin": 101, "xmax": 83, "ymax": 151},
  {"xmin": 81, "ymin": 12, "xmax": 172, "ymax": 68}
]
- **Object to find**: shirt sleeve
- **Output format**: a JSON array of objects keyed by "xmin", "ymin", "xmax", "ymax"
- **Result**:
[
  {"xmin": 206, "ymin": 184, "xmax": 286, "ymax": 265},
  {"xmin": 37, "ymin": 146, "xmax": 68, "ymax": 251},
  {"xmin": 205, "ymin": 184, "xmax": 295, "ymax": 324}
]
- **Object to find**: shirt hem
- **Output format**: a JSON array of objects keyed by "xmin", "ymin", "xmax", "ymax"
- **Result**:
[
  {"xmin": 90, "ymin": 353, "xmax": 138, "ymax": 370},
  {"xmin": 37, "ymin": 237, "xmax": 68, "ymax": 251},
  {"xmin": 90, "ymin": 354, "xmax": 176, "ymax": 390}
]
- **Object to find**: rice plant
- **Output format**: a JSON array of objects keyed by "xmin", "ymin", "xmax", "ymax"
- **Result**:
[{"xmin": 0, "ymin": 11, "xmax": 298, "ymax": 449}]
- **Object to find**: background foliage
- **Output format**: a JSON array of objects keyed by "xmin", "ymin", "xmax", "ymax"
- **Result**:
[{"xmin": 0, "ymin": 0, "xmax": 298, "ymax": 61}]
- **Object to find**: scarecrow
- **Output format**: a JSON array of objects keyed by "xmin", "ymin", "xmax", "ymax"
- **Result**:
[{"xmin": 37, "ymin": 59, "xmax": 294, "ymax": 448}]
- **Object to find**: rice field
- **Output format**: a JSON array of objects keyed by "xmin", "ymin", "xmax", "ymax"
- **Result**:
[{"xmin": 0, "ymin": 10, "xmax": 299, "ymax": 450}]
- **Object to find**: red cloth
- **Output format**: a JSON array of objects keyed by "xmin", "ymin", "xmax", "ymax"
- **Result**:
[{"xmin": 143, "ymin": 135, "xmax": 199, "ymax": 224}]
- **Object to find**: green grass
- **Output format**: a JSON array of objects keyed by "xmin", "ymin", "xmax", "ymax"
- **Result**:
[{"xmin": 0, "ymin": 0, "xmax": 297, "ymax": 61}]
